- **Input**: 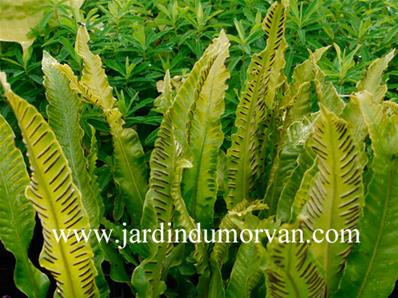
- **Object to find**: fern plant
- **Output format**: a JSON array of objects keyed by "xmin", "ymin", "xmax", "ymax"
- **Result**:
[{"xmin": 0, "ymin": 0, "xmax": 397, "ymax": 297}]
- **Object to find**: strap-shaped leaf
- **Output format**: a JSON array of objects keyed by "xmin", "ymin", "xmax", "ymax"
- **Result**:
[
  {"xmin": 42, "ymin": 52, "xmax": 103, "ymax": 228},
  {"xmin": 283, "ymin": 46, "xmax": 330, "ymax": 126},
  {"xmin": 42, "ymin": 52, "xmax": 109, "ymax": 297},
  {"xmin": 290, "ymin": 160, "xmax": 318, "ymax": 222},
  {"xmin": 335, "ymin": 92, "xmax": 398, "ymax": 298},
  {"xmin": 264, "ymin": 47, "xmax": 328, "ymax": 213},
  {"xmin": 0, "ymin": 0, "xmax": 84, "ymax": 60},
  {"xmin": 265, "ymin": 117, "xmax": 314, "ymax": 214},
  {"xmin": 299, "ymin": 106, "xmax": 364, "ymax": 293},
  {"xmin": 183, "ymin": 31, "xmax": 229, "ymax": 228},
  {"xmin": 154, "ymin": 69, "xmax": 174, "ymax": 115},
  {"xmin": 0, "ymin": 73, "xmax": 99, "ymax": 298},
  {"xmin": 173, "ymin": 158, "xmax": 208, "ymax": 274},
  {"xmin": 170, "ymin": 30, "xmax": 231, "ymax": 149},
  {"xmin": 266, "ymin": 224, "xmax": 326, "ymax": 298},
  {"xmin": 133, "ymin": 32, "xmax": 233, "ymax": 296},
  {"xmin": 226, "ymin": 244, "xmax": 266, "ymax": 298},
  {"xmin": 132, "ymin": 111, "xmax": 184, "ymax": 297},
  {"xmin": 73, "ymin": 25, "xmax": 147, "ymax": 226},
  {"xmin": 209, "ymin": 205, "xmax": 267, "ymax": 297},
  {"xmin": 226, "ymin": 1, "xmax": 288, "ymax": 209},
  {"xmin": 0, "ymin": 114, "xmax": 49, "ymax": 298}
]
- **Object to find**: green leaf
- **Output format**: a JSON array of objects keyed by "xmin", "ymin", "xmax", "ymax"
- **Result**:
[
  {"xmin": 42, "ymin": 51, "xmax": 103, "ymax": 228},
  {"xmin": 0, "ymin": 114, "xmax": 49, "ymax": 298},
  {"xmin": 0, "ymin": 0, "xmax": 84, "ymax": 60},
  {"xmin": 0, "ymin": 72, "xmax": 99, "ymax": 298},
  {"xmin": 74, "ymin": 25, "xmax": 115, "ymax": 110},
  {"xmin": 42, "ymin": 53, "xmax": 109, "ymax": 296},
  {"xmin": 183, "ymin": 31, "xmax": 230, "ymax": 228},
  {"xmin": 283, "ymin": 46, "xmax": 330, "ymax": 126},
  {"xmin": 276, "ymin": 144, "xmax": 315, "ymax": 222},
  {"xmin": 266, "ymin": 224, "xmax": 326, "ymax": 298},
  {"xmin": 134, "ymin": 32, "xmax": 233, "ymax": 296},
  {"xmin": 226, "ymin": 242, "xmax": 266, "ymax": 298},
  {"xmin": 226, "ymin": 1, "xmax": 288, "ymax": 209},
  {"xmin": 132, "ymin": 112, "xmax": 187, "ymax": 297},
  {"xmin": 299, "ymin": 106, "xmax": 365, "ymax": 293},
  {"xmin": 211, "ymin": 200, "xmax": 267, "ymax": 266},
  {"xmin": 290, "ymin": 159, "xmax": 318, "ymax": 222},
  {"xmin": 73, "ymin": 25, "xmax": 147, "ymax": 226},
  {"xmin": 335, "ymin": 92, "xmax": 398, "ymax": 298},
  {"xmin": 265, "ymin": 118, "xmax": 314, "ymax": 214}
]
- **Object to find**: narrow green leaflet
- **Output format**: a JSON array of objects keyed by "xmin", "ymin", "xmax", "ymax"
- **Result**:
[
  {"xmin": 335, "ymin": 92, "xmax": 398, "ymax": 298},
  {"xmin": 0, "ymin": 115, "xmax": 49, "ymax": 298},
  {"xmin": 299, "ymin": 106, "xmax": 364, "ymax": 293}
]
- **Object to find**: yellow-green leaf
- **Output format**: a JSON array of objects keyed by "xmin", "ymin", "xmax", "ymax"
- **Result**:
[
  {"xmin": 183, "ymin": 31, "xmax": 230, "ymax": 228},
  {"xmin": 299, "ymin": 106, "xmax": 364, "ymax": 293},
  {"xmin": 335, "ymin": 92, "xmax": 398, "ymax": 298},
  {"xmin": 0, "ymin": 114, "xmax": 49, "ymax": 298},
  {"xmin": 0, "ymin": 72, "xmax": 99, "ymax": 298},
  {"xmin": 226, "ymin": 1, "xmax": 288, "ymax": 209}
]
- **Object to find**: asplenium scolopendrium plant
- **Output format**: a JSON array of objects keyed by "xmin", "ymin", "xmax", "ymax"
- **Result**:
[{"xmin": 0, "ymin": 1, "xmax": 397, "ymax": 297}]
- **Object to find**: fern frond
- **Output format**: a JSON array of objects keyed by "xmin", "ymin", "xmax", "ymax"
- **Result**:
[
  {"xmin": 299, "ymin": 106, "xmax": 364, "ymax": 293},
  {"xmin": 0, "ymin": 114, "xmax": 49, "ymax": 298},
  {"xmin": 226, "ymin": 1, "xmax": 288, "ymax": 209},
  {"xmin": 42, "ymin": 51, "xmax": 103, "ymax": 228},
  {"xmin": 73, "ymin": 25, "xmax": 147, "ymax": 226},
  {"xmin": 266, "ymin": 224, "xmax": 326, "ymax": 298},
  {"xmin": 0, "ymin": 72, "xmax": 99, "ymax": 298},
  {"xmin": 335, "ymin": 92, "xmax": 398, "ymax": 297},
  {"xmin": 183, "ymin": 30, "xmax": 230, "ymax": 228}
]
